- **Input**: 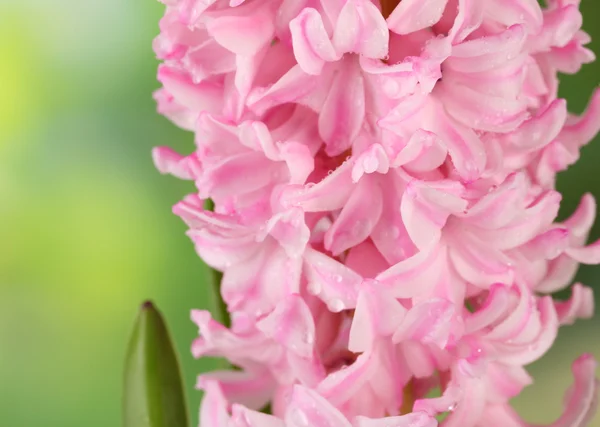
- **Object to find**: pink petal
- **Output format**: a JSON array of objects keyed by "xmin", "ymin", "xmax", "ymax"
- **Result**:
[
  {"xmin": 387, "ymin": 0, "xmax": 449, "ymax": 35},
  {"xmin": 349, "ymin": 283, "xmax": 406, "ymax": 352},
  {"xmin": 325, "ymin": 178, "xmax": 383, "ymax": 255},
  {"xmin": 157, "ymin": 65, "xmax": 223, "ymax": 113},
  {"xmin": 376, "ymin": 244, "xmax": 443, "ymax": 298},
  {"xmin": 353, "ymin": 412, "xmax": 438, "ymax": 427},
  {"xmin": 286, "ymin": 385, "xmax": 353, "ymax": 427},
  {"xmin": 198, "ymin": 370, "xmax": 276, "ymax": 410},
  {"xmin": 333, "ymin": 0, "xmax": 389, "ymax": 58},
  {"xmin": 465, "ymin": 284, "xmax": 511, "ymax": 334},
  {"xmin": 545, "ymin": 355, "xmax": 599, "ymax": 427},
  {"xmin": 231, "ymin": 405, "xmax": 285, "ymax": 427},
  {"xmin": 198, "ymin": 380, "xmax": 231, "ymax": 427},
  {"xmin": 554, "ymin": 283, "xmax": 594, "ymax": 326},
  {"xmin": 206, "ymin": 9, "xmax": 274, "ymax": 55},
  {"xmin": 289, "ymin": 8, "xmax": 339, "ymax": 75},
  {"xmin": 304, "ymin": 248, "xmax": 363, "ymax": 311},
  {"xmin": 566, "ymin": 239, "xmax": 600, "ymax": 264},
  {"xmin": 319, "ymin": 58, "xmax": 366, "ymax": 156},
  {"xmin": 257, "ymin": 294, "xmax": 316, "ymax": 359}
]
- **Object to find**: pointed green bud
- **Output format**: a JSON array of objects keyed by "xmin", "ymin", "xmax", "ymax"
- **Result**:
[{"xmin": 123, "ymin": 301, "xmax": 189, "ymax": 427}]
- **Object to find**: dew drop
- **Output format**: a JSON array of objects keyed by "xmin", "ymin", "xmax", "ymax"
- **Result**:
[
  {"xmin": 307, "ymin": 281, "xmax": 322, "ymax": 295},
  {"xmin": 328, "ymin": 299, "xmax": 345, "ymax": 312}
]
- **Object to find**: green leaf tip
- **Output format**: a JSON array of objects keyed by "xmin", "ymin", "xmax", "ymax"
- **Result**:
[{"xmin": 123, "ymin": 300, "xmax": 189, "ymax": 427}]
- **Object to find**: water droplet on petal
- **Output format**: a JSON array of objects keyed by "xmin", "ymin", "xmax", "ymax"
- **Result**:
[{"xmin": 328, "ymin": 299, "xmax": 345, "ymax": 313}]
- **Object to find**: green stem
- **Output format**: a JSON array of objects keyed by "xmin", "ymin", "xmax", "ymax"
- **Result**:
[{"xmin": 203, "ymin": 198, "xmax": 230, "ymax": 328}]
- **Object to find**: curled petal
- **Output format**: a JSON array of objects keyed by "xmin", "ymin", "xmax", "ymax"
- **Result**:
[
  {"xmin": 290, "ymin": 8, "xmax": 339, "ymax": 75},
  {"xmin": 152, "ymin": 147, "xmax": 198, "ymax": 179},
  {"xmin": 465, "ymin": 284, "xmax": 511, "ymax": 334},
  {"xmin": 401, "ymin": 180, "xmax": 467, "ymax": 250},
  {"xmin": 562, "ymin": 194, "xmax": 596, "ymax": 241},
  {"xmin": 543, "ymin": 355, "xmax": 599, "ymax": 427},
  {"xmin": 554, "ymin": 283, "xmax": 594, "ymax": 326},
  {"xmin": 392, "ymin": 299, "xmax": 457, "ymax": 348},
  {"xmin": 376, "ymin": 244, "xmax": 443, "ymax": 299},
  {"xmin": 387, "ymin": 0, "xmax": 449, "ymax": 35},
  {"xmin": 566, "ymin": 238, "xmax": 600, "ymax": 264},
  {"xmin": 349, "ymin": 283, "xmax": 406, "ymax": 352}
]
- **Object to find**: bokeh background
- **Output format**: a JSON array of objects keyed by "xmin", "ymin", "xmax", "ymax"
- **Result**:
[{"xmin": 0, "ymin": 0, "xmax": 599, "ymax": 426}]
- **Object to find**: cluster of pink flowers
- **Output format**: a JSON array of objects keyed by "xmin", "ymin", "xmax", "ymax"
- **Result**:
[{"xmin": 152, "ymin": 0, "xmax": 600, "ymax": 425}]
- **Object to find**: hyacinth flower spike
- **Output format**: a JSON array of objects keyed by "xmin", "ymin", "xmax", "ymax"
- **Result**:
[{"xmin": 142, "ymin": 0, "xmax": 600, "ymax": 426}]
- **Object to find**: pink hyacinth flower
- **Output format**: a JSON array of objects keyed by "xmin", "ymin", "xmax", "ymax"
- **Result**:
[{"xmin": 152, "ymin": 0, "xmax": 600, "ymax": 426}]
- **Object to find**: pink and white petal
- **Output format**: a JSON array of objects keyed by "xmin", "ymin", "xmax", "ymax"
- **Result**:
[
  {"xmin": 554, "ymin": 283, "xmax": 594, "ymax": 326},
  {"xmin": 520, "ymin": 227, "xmax": 570, "ymax": 261},
  {"xmin": 280, "ymin": 160, "xmax": 354, "ymax": 211},
  {"xmin": 537, "ymin": 254, "xmax": 579, "ymax": 293},
  {"xmin": 353, "ymin": 412, "xmax": 438, "ymax": 427},
  {"xmin": 448, "ymin": 0, "xmax": 484, "ymax": 43},
  {"xmin": 483, "ymin": 283, "xmax": 534, "ymax": 342},
  {"xmin": 231, "ymin": 405, "xmax": 285, "ymax": 427},
  {"xmin": 392, "ymin": 298, "xmax": 456, "ymax": 348},
  {"xmin": 198, "ymin": 380, "xmax": 232, "ymax": 427},
  {"xmin": 198, "ymin": 370, "xmax": 276, "ymax": 410},
  {"xmin": 500, "ymin": 99, "xmax": 567, "ymax": 151},
  {"xmin": 349, "ymin": 284, "xmax": 406, "ymax": 352},
  {"xmin": 561, "ymin": 88, "xmax": 600, "ymax": 151},
  {"xmin": 446, "ymin": 25, "xmax": 527, "ymax": 74},
  {"xmin": 304, "ymin": 247, "xmax": 364, "ymax": 311},
  {"xmin": 562, "ymin": 194, "xmax": 596, "ymax": 241},
  {"xmin": 352, "ymin": 144, "xmax": 390, "ymax": 182},
  {"xmin": 484, "ymin": 0, "xmax": 543, "ymax": 33},
  {"xmin": 206, "ymin": 9, "xmax": 275, "ymax": 55},
  {"xmin": 260, "ymin": 208, "xmax": 310, "ymax": 258},
  {"xmin": 496, "ymin": 297, "xmax": 559, "ymax": 365},
  {"xmin": 401, "ymin": 180, "xmax": 467, "ymax": 250},
  {"xmin": 157, "ymin": 65, "xmax": 223, "ymax": 114},
  {"xmin": 286, "ymin": 385, "xmax": 353, "ymax": 427},
  {"xmin": 566, "ymin": 238, "xmax": 600, "ymax": 264},
  {"xmin": 544, "ymin": 355, "xmax": 599, "ymax": 427},
  {"xmin": 154, "ymin": 88, "xmax": 197, "ymax": 130},
  {"xmin": 317, "ymin": 350, "xmax": 377, "ymax": 406},
  {"xmin": 152, "ymin": 147, "xmax": 196, "ymax": 179},
  {"xmin": 376, "ymin": 244, "xmax": 443, "ymax": 299},
  {"xmin": 325, "ymin": 178, "xmax": 384, "ymax": 255},
  {"xmin": 465, "ymin": 284, "xmax": 511, "ymax": 334},
  {"xmin": 462, "ymin": 173, "xmax": 527, "ymax": 230},
  {"xmin": 319, "ymin": 58, "xmax": 366, "ymax": 156},
  {"xmin": 333, "ymin": 0, "xmax": 389, "ymax": 58},
  {"xmin": 432, "ymin": 115, "xmax": 487, "ymax": 182},
  {"xmin": 279, "ymin": 142, "xmax": 316, "ymax": 184},
  {"xmin": 387, "ymin": 0, "xmax": 449, "ymax": 35},
  {"xmin": 247, "ymin": 65, "xmax": 322, "ymax": 116},
  {"xmin": 257, "ymin": 294, "xmax": 316, "ymax": 359},
  {"xmin": 449, "ymin": 237, "xmax": 514, "ymax": 287},
  {"xmin": 289, "ymin": 8, "xmax": 339, "ymax": 75}
]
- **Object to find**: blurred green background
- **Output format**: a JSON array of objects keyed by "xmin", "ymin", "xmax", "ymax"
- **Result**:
[{"xmin": 0, "ymin": 1, "xmax": 599, "ymax": 426}]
